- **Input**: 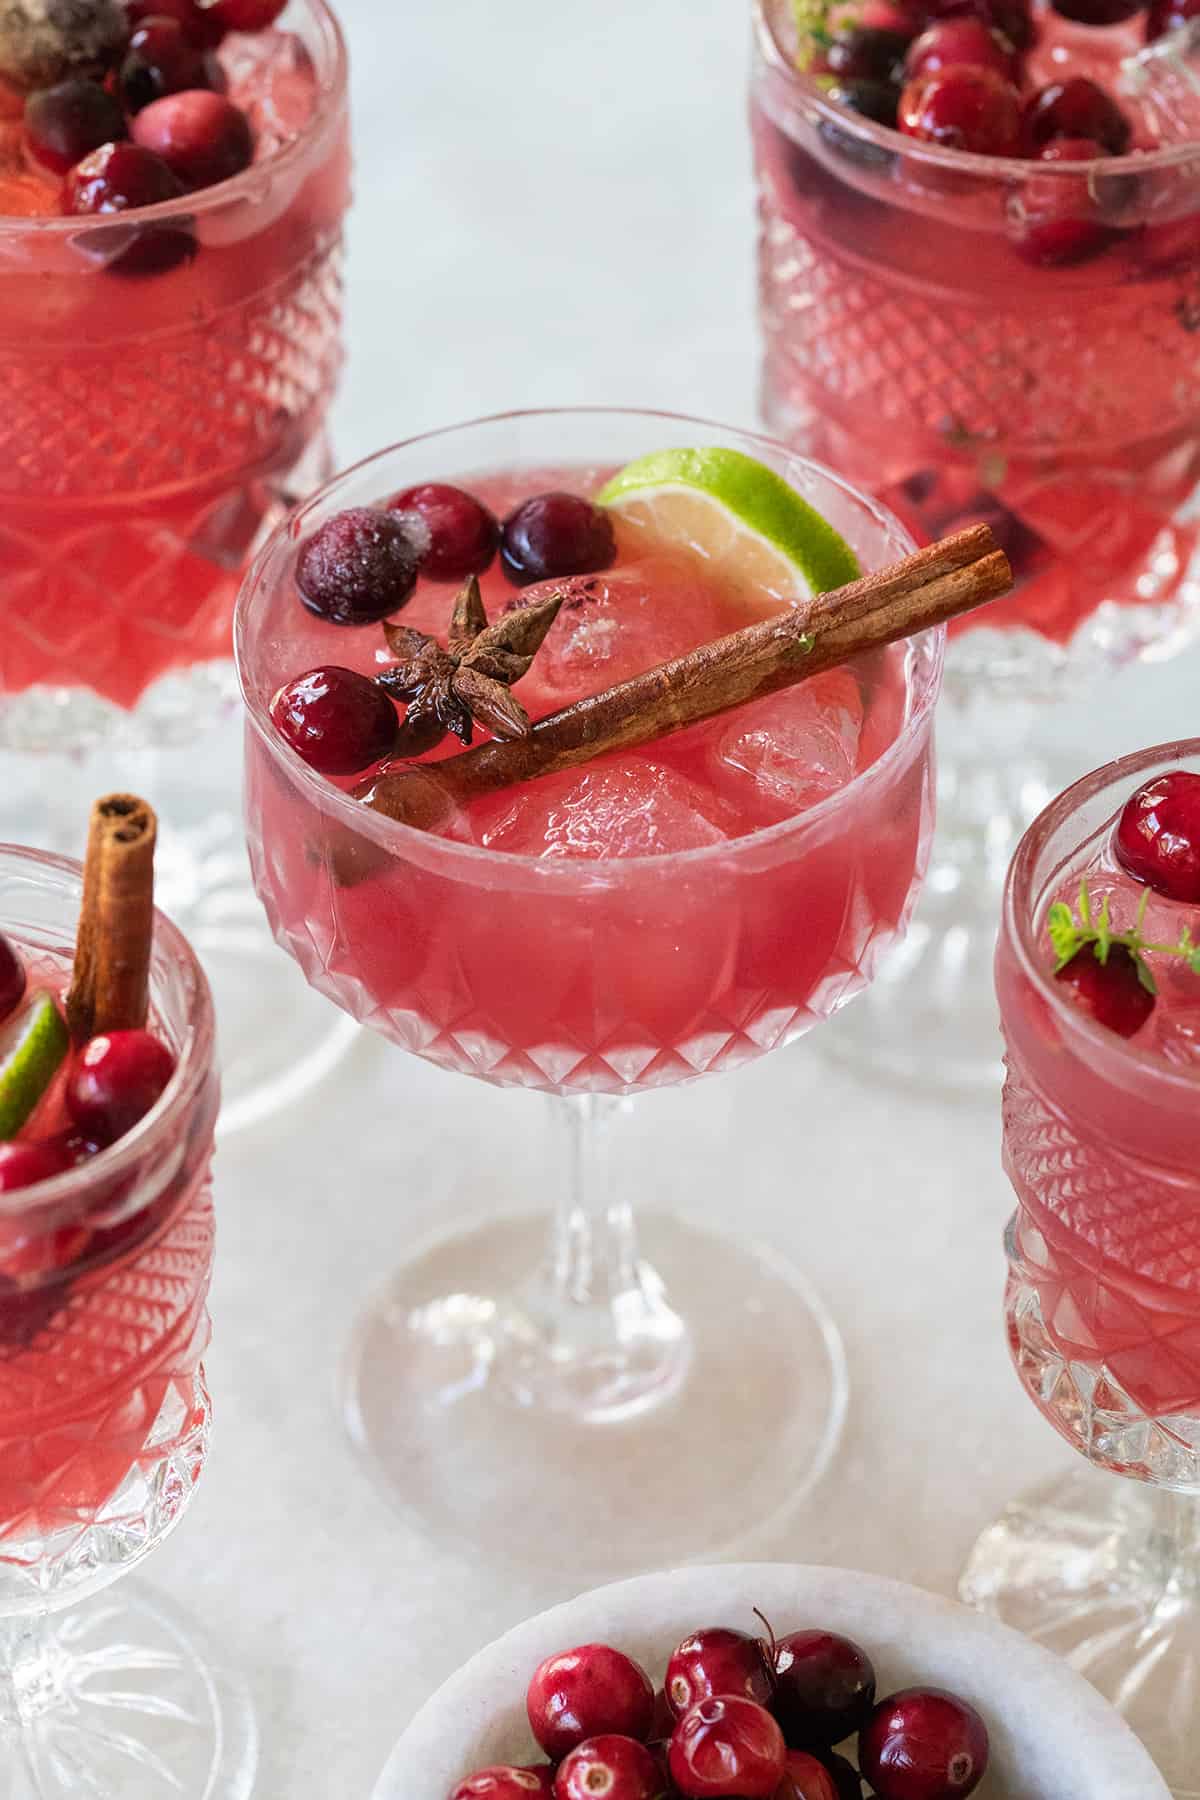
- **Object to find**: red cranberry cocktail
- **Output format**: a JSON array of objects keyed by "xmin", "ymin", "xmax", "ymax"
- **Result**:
[
  {"xmin": 236, "ymin": 408, "xmax": 945, "ymax": 1576},
  {"xmin": 960, "ymin": 742, "xmax": 1200, "ymax": 1793}
]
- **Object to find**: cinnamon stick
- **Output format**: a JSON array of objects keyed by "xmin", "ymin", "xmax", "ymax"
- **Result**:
[
  {"xmin": 66, "ymin": 794, "xmax": 157, "ymax": 1042},
  {"xmin": 355, "ymin": 526, "xmax": 1010, "ymax": 834}
]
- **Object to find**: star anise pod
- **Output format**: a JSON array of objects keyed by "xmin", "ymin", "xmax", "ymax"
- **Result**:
[{"xmin": 375, "ymin": 575, "xmax": 564, "ymax": 755}]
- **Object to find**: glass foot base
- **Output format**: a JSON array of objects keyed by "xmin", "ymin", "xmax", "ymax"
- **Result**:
[
  {"xmin": 960, "ymin": 1467, "xmax": 1198, "ymax": 1797},
  {"xmin": 0, "ymin": 1580, "xmax": 257, "ymax": 1799},
  {"xmin": 344, "ymin": 1210, "xmax": 848, "ymax": 1582}
]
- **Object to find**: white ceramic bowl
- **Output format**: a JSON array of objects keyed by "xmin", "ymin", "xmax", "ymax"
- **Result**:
[{"xmin": 375, "ymin": 1564, "xmax": 1168, "ymax": 1799}]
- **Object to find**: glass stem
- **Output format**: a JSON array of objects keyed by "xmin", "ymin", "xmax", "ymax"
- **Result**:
[
  {"xmin": 0, "ymin": 1612, "xmax": 67, "ymax": 1734},
  {"xmin": 548, "ymin": 1093, "xmax": 640, "ymax": 1309}
]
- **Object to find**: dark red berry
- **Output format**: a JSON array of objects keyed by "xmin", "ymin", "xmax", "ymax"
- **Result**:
[
  {"xmin": 826, "ymin": 26, "xmax": 912, "ymax": 81},
  {"xmin": 132, "ymin": 89, "xmax": 252, "ymax": 188},
  {"xmin": 778, "ymin": 1751, "xmax": 840, "ymax": 1800},
  {"xmin": 200, "ymin": 0, "xmax": 287, "ymax": 29},
  {"xmin": 1051, "ymin": 0, "xmax": 1143, "ymax": 22},
  {"xmin": 64, "ymin": 138, "xmax": 184, "ymax": 212},
  {"xmin": 389, "ymin": 482, "xmax": 500, "ymax": 583},
  {"xmin": 898, "ymin": 65, "xmax": 1022, "ymax": 154},
  {"xmin": 66, "ymin": 1030, "xmax": 177, "ymax": 1147},
  {"xmin": 124, "ymin": 0, "xmax": 226, "ymax": 45},
  {"xmin": 1022, "ymin": 78, "xmax": 1131, "ymax": 155},
  {"xmin": 1147, "ymin": 0, "xmax": 1200, "ymax": 35},
  {"xmin": 1115, "ymin": 770, "xmax": 1200, "ymax": 902},
  {"xmin": 0, "ymin": 1139, "xmax": 76, "ymax": 1194},
  {"xmin": 25, "ymin": 79, "xmax": 126, "ymax": 173},
  {"xmin": 450, "ymin": 1770, "xmax": 555, "ymax": 1800},
  {"xmin": 773, "ymin": 1632, "xmax": 877, "ymax": 1753},
  {"xmin": 527, "ymin": 1645, "xmax": 655, "ymax": 1762},
  {"xmin": 296, "ymin": 507, "xmax": 422, "ymax": 626},
  {"xmin": 554, "ymin": 1736, "xmax": 662, "ymax": 1800},
  {"xmin": 1011, "ymin": 138, "xmax": 1115, "ymax": 267},
  {"xmin": 859, "ymin": 1690, "xmax": 988, "ymax": 1800},
  {"xmin": 904, "ymin": 17, "xmax": 1018, "ymax": 80},
  {"xmin": 0, "ymin": 934, "xmax": 26, "ymax": 1027},
  {"xmin": 1054, "ymin": 942, "xmax": 1156, "ymax": 1038},
  {"xmin": 926, "ymin": 0, "xmax": 1035, "ymax": 51},
  {"xmin": 665, "ymin": 1628, "xmax": 775, "ymax": 1719},
  {"xmin": 119, "ymin": 16, "xmax": 210, "ymax": 112},
  {"xmin": 669, "ymin": 1696, "xmax": 786, "ymax": 1799},
  {"xmin": 500, "ymin": 493, "xmax": 617, "ymax": 587},
  {"xmin": 826, "ymin": 78, "xmax": 902, "ymax": 133},
  {"xmin": 817, "ymin": 1752, "xmax": 865, "ymax": 1800},
  {"xmin": 270, "ymin": 666, "xmax": 399, "ymax": 775}
]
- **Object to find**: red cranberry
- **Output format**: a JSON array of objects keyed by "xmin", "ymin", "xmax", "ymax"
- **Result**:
[
  {"xmin": 898, "ymin": 66, "xmax": 1022, "ymax": 154},
  {"xmin": 670, "ymin": 1696, "xmax": 786, "ymax": 1799},
  {"xmin": 1022, "ymin": 78, "xmax": 1131, "ymax": 155},
  {"xmin": 132, "ymin": 89, "xmax": 252, "ymax": 188},
  {"xmin": 24, "ymin": 80, "xmax": 126, "ymax": 173},
  {"xmin": 0, "ymin": 1139, "xmax": 76, "ymax": 1194},
  {"xmin": 64, "ymin": 138, "xmax": 184, "ymax": 211},
  {"xmin": 66, "ymin": 1030, "xmax": 176, "ymax": 1147},
  {"xmin": 500, "ymin": 493, "xmax": 617, "ymax": 587},
  {"xmin": 904, "ymin": 18, "xmax": 1017, "ymax": 80},
  {"xmin": 1011, "ymin": 138, "xmax": 1115, "ymax": 266},
  {"xmin": 270, "ymin": 666, "xmax": 399, "ymax": 775},
  {"xmin": 827, "ymin": 78, "xmax": 902, "ymax": 133},
  {"xmin": 665, "ymin": 1628, "xmax": 775, "ymax": 1719},
  {"xmin": 826, "ymin": 26, "xmax": 913, "ymax": 81},
  {"xmin": 926, "ymin": 0, "xmax": 1034, "ymax": 50},
  {"xmin": 1054, "ymin": 942, "xmax": 1155, "ymax": 1038},
  {"xmin": 772, "ymin": 1632, "xmax": 877, "ymax": 1753},
  {"xmin": 817, "ymin": 1753, "xmax": 864, "ymax": 1800},
  {"xmin": 199, "ymin": 0, "xmax": 288, "ymax": 29},
  {"xmin": 124, "ymin": 0, "xmax": 226, "ymax": 45},
  {"xmin": 778, "ymin": 1751, "xmax": 839, "ymax": 1800},
  {"xmin": 0, "ymin": 934, "xmax": 26, "ymax": 1027},
  {"xmin": 119, "ymin": 16, "xmax": 214, "ymax": 111},
  {"xmin": 1052, "ymin": 0, "xmax": 1143, "ymax": 21},
  {"xmin": 859, "ymin": 1690, "xmax": 988, "ymax": 1800},
  {"xmin": 1115, "ymin": 770, "xmax": 1200, "ymax": 902},
  {"xmin": 296, "ymin": 507, "xmax": 423, "ymax": 626},
  {"xmin": 527, "ymin": 1645, "xmax": 655, "ymax": 1761},
  {"xmin": 389, "ymin": 483, "xmax": 500, "ymax": 583},
  {"xmin": 450, "ymin": 1770, "xmax": 555, "ymax": 1800},
  {"xmin": 1147, "ymin": 0, "xmax": 1200, "ymax": 35},
  {"xmin": 554, "ymin": 1736, "xmax": 662, "ymax": 1800}
]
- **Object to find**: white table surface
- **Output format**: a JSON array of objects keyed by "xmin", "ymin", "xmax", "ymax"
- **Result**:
[{"xmin": 149, "ymin": 0, "xmax": 1200, "ymax": 1792}]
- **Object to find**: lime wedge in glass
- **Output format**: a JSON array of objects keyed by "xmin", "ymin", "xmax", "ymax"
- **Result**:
[{"xmin": 0, "ymin": 992, "xmax": 70, "ymax": 1141}]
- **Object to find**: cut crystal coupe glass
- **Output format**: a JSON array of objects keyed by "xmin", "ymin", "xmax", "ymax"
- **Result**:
[
  {"xmin": 235, "ymin": 407, "xmax": 944, "ymax": 1575},
  {"xmin": 0, "ymin": 848, "xmax": 253, "ymax": 1799},
  {"xmin": 959, "ymin": 742, "xmax": 1200, "ymax": 1798},
  {"xmin": 0, "ymin": 0, "xmax": 356, "ymax": 1131},
  {"xmin": 752, "ymin": 0, "xmax": 1200, "ymax": 1086}
]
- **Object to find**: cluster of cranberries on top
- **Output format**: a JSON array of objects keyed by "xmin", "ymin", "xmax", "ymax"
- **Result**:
[
  {"xmin": 448, "ymin": 1618, "xmax": 990, "ymax": 1800},
  {"xmin": 270, "ymin": 480, "xmax": 619, "ymax": 779}
]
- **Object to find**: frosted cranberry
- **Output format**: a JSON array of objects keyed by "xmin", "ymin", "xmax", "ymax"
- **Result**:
[
  {"xmin": 1147, "ymin": 0, "xmax": 1200, "ymax": 34},
  {"xmin": 527, "ymin": 1645, "xmax": 655, "ymax": 1762},
  {"xmin": 389, "ymin": 483, "xmax": 500, "ymax": 583},
  {"xmin": 1022, "ymin": 78, "xmax": 1131, "ymax": 154},
  {"xmin": 554, "ymin": 1736, "xmax": 662, "ymax": 1800},
  {"xmin": 666, "ymin": 1628, "xmax": 775, "ymax": 1719},
  {"xmin": 500, "ymin": 494, "xmax": 617, "ymax": 587},
  {"xmin": 450, "ymin": 1770, "xmax": 555, "ymax": 1800},
  {"xmin": 0, "ymin": 1139, "xmax": 75, "ymax": 1194},
  {"xmin": 1115, "ymin": 770, "xmax": 1200, "ymax": 901},
  {"xmin": 297, "ymin": 507, "xmax": 422, "ymax": 626},
  {"xmin": 64, "ymin": 139, "xmax": 184, "ymax": 211},
  {"xmin": 898, "ymin": 66, "xmax": 1022, "ymax": 154},
  {"xmin": 826, "ymin": 26, "xmax": 912, "ymax": 81},
  {"xmin": 25, "ymin": 80, "xmax": 126, "ymax": 173},
  {"xmin": 125, "ymin": 0, "xmax": 226, "ymax": 44},
  {"xmin": 201, "ymin": 0, "xmax": 287, "ymax": 29},
  {"xmin": 66, "ymin": 1031, "xmax": 176, "ymax": 1147},
  {"xmin": 773, "ymin": 1632, "xmax": 877, "ymax": 1753},
  {"xmin": 132, "ymin": 89, "xmax": 252, "ymax": 187},
  {"xmin": 1012, "ymin": 137, "xmax": 1115, "ymax": 266},
  {"xmin": 1052, "ymin": 0, "xmax": 1142, "ymax": 21},
  {"xmin": 859, "ymin": 1690, "xmax": 988, "ymax": 1800},
  {"xmin": 670, "ymin": 1696, "xmax": 786, "ymax": 1799},
  {"xmin": 778, "ymin": 1751, "xmax": 839, "ymax": 1800},
  {"xmin": 270, "ymin": 666, "xmax": 398, "ymax": 775},
  {"xmin": 904, "ymin": 17, "xmax": 1017, "ymax": 79},
  {"xmin": 1053, "ymin": 943, "xmax": 1155, "ymax": 1038},
  {"xmin": 0, "ymin": 934, "xmax": 26, "ymax": 1026}
]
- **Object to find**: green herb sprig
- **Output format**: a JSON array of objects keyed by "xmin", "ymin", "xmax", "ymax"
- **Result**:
[{"xmin": 1047, "ymin": 881, "xmax": 1200, "ymax": 996}]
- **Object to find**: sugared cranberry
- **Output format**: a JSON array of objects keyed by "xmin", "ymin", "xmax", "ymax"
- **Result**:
[
  {"xmin": 500, "ymin": 493, "xmax": 617, "ymax": 587},
  {"xmin": 449, "ymin": 1770, "xmax": 554, "ymax": 1800},
  {"xmin": 554, "ymin": 1736, "xmax": 662, "ymax": 1800},
  {"xmin": 904, "ymin": 17, "xmax": 1018, "ymax": 80},
  {"xmin": 826, "ymin": 26, "xmax": 912, "ymax": 81},
  {"xmin": 0, "ymin": 1139, "xmax": 76, "ymax": 1194},
  {"xmin": 64, "ymin": 138, "xmax": 185, "ymax": 212},
  {"xmin": 132, "ymin": 89, "xmax": 252, "ymax": 188},
  {"xmin": 778, "ymin": 1751, "xmax": 839, "ymax": 1800},
  {"xmin": 1054, "ymin": 942, "xmax": 1156, "ymax": 1038},
  {"xmin": 669, "ymin": 1696, "xmax": 786, "ymax": 1799},
  {"xmin": 270, "ymin": 666, "xmax": 399, "ymax": 775},
  {"xmin": 1052, "ymin": 0, "xmax": 1143, "ymax": 22},
  {"xmin": 199, "ymin": 0, "xmax": 287, "ymax": 29},
  {"xmin": 665, "ymin": 1628, "xmax": 775, "ymax": 1719},
  {"xmin": 1011, "ymin": 137, "xmax": 1115, "ymax": 266},
  {"xmin": 65, "ymin": 1030, "xmax": 176, "ymax": 1147},
  {"xmin": 296, "ymin": 507, "xmax": 423, "ymax": 626},
  {"xmin": 1022, "ymin": 78, "xmax": 1131, "ymax": 154},
  {"xmin": 526, "ymin": 1645, "xmax": 655, "ymax": 1762},
  {"xmin": 25, "ymin": 79, "xmax": 126, "ymax": 173},
  {"xmin": 124, "ymin": 0, "xmax": 226, "ymax": 45},
  {"xmin": 119, "ymin": 16, "xmax": 211, "ymax": 112},
  {"xmin": 1115, "ymin": 770, "xmax": 1200, "ymax": 901},
  {"xmin": 0, "ymin": 933, "xmax": 26, "ymax": 1026},
  {"xmin": 389, "ymin": 483, "xmax": 500, "ymax": 583},
  {"xmin": 859, "ymin": 1690, "xmax": 988, "ymax": 1800},
  {"xmin": 773, "ymin": 1632, "xmax": 877, "ymax": 1753},
  {"xmin": 898, "ymin": 65, "xmax": 1022, "ymax": 154},
  {"xmin": 1147, "ymin": 0, "xmax": 1200, "ymax": 35}
]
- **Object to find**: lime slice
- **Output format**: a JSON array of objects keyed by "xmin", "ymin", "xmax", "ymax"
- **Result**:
[
  {"xmin": 597, "ymin": 447, "xmax": 860, "ymax": 617},
  {"xmin": 0, "ymin": 993, "xmax": 69, "ymax": 1141}
]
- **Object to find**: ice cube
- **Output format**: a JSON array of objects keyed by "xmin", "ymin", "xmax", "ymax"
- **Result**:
[
  {"xmin": 710, "ymin": 671, "xmax": 864, "ymax": 820},
  {"xmin": 223, "ymin": 28, "xmax": 317, "ymax": 157},
  {"xmin": 1124, "ymin": 21, "xmax": 1200, "ymax": 145},
  {"xmin": 471, "ymin": 759, "xmax": 736, "ymax": 860}
]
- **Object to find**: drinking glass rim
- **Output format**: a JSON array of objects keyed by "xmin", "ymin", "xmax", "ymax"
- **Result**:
[
  {"xmin": 1004, "ymin": 737, "xmax": 1200, "ymax": 1094},
  {"xmin": 0, "ymin": 843, "xmax": 216, "ymax": 1219},
  {"xmin": 234, "ymin": 403, "xmax": 946, "ymax": 880},
  {"xmin": 0, "ymin": 0, "xmax": 348, "ymax": 240},
  {"xmin": 753, "ymin": 0, "xmax": 1200, "ymax": 178}
]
